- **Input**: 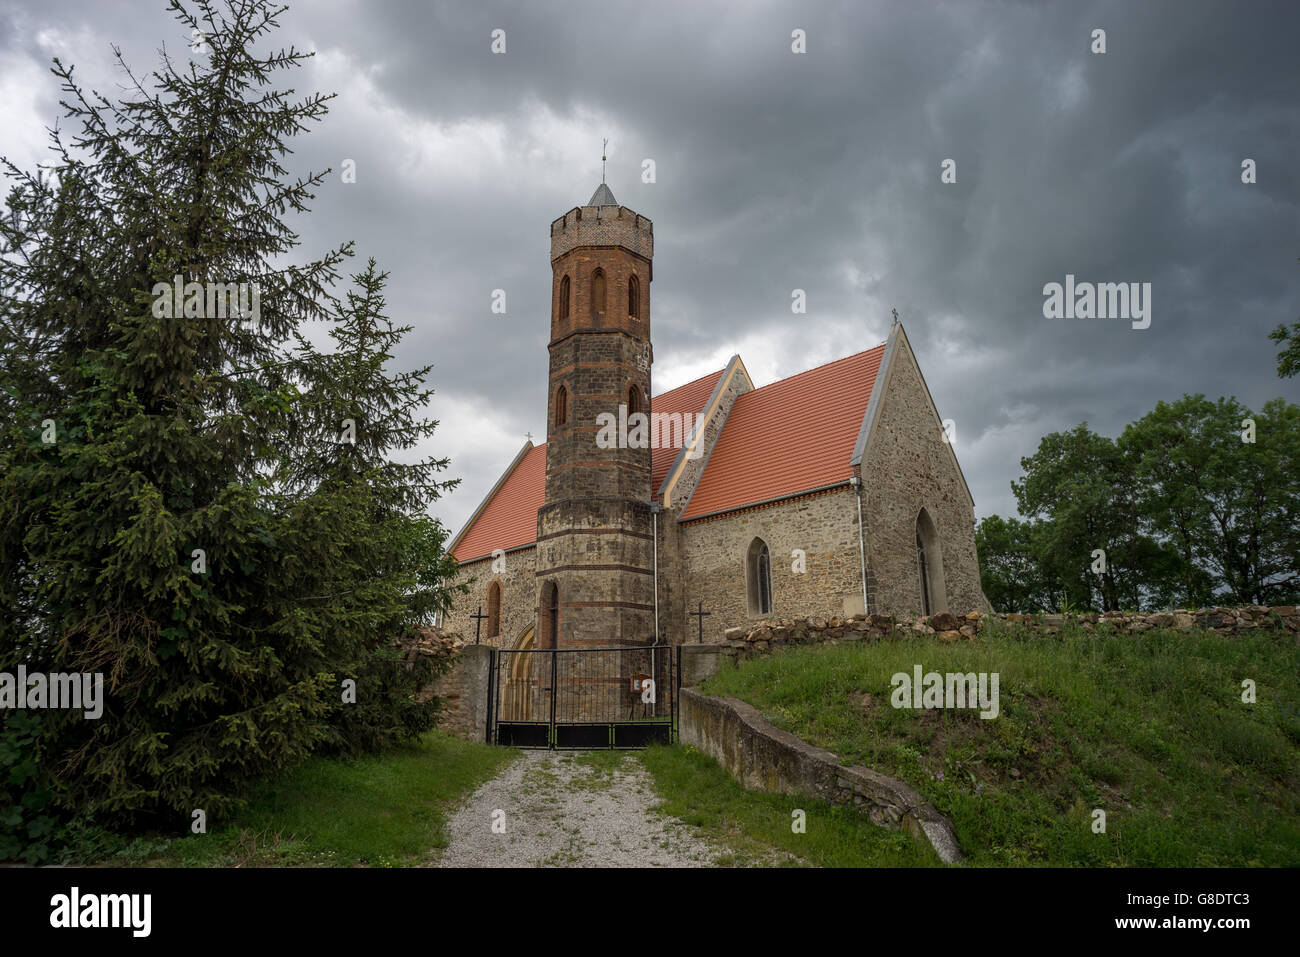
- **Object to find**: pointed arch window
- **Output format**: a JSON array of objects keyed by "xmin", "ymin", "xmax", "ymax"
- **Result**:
[
  {"xmin": 487, "ymin": 580, "xmax": 502, "ymax": 639},
  {"xmin": 554, "ymin": 384, "xmax": 568, "ymax": 427},
  {"xmin": 916, "ymin": 529, "xmax": 932, "ymax": 616},
  {"xmin": 916, "ymin": 508, "xmax": 948, "ymax": 615},
  {"xmin": 540, "ymin": 580, "xmax": 560, "ymax": 649},
  {"xmin": 559, "ymin": 274, "xmax": 571, "ymax": 321},
  {"xmin": 591, "ymin": 268, "xmax": 606, "ymax": 318},
  {"xmin": 746, "ymin": 537, "xmax": 773, "ymax": 616},
  {"xmin": 628, "ymin": 275, "xmax": 640, "ymax": 319},
  {"xmin": 626, "ymin": 383, "xmax": 643, "ymax": 417}
]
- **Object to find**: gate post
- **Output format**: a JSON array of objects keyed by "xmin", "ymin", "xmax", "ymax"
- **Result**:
[
  {"xmin": 485, "ymin": 649, "xmax": 497, "ymax": 744},
  {"xmin": 549, "ymin": 649, "xmax": 558, "ymax": 749},
  {"xmin": 674, "ymin": 643, "xmax": 681, "ymax": 742}
]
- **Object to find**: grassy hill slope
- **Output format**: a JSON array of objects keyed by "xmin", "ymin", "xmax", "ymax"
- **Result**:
[{"xmin": 699, "ymin": 623, "xmax": 1300, "ymax": 866}]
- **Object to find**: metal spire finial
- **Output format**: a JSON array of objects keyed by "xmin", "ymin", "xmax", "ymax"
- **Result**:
[{"xmin": 602, "ymin": 138, "xmax": 608, "ymax": 184}]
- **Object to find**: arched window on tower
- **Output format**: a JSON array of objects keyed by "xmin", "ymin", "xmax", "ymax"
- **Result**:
[
  {"xmin": 559, "ymin": 274, "xmax": 570, "ymax": 321},
  {"xmin": 487, "ymin": 580, "xmax": 501, "ymax": 639},
  {"xmin": 591, "ymin": 268, "xmax": 606, "ymax": 318},
  {"xmin": 554, "ymin": 384, "xmax": 567, "ymax": 427},
  {"xmin": 626, "ymin": 383, "xmax": 643, "ymax": 416},
  {"xmin": 540, "ymin": 580, "xmax": 560, "ymax": 649},
  {"xmin": 628, "ymin": 275, "xmax": 640, "ymax": 320},
  {"xmin": 746, "ymin": 537, "xmax": 773, "ymax": 616}
]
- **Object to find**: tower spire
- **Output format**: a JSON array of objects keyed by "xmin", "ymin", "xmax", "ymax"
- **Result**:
[{"xmin": 601, "ymin": 138, "xmax": 608, "ymax": 184}]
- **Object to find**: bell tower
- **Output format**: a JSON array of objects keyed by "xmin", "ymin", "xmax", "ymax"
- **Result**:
[{"xmin": 536, "ymin": 182, "xmax": 655, "ymax": 648}]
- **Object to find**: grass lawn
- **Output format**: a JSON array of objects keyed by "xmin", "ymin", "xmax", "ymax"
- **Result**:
[
  {"xmin": 698, "ymin": 623, "xmax": 1300, "ymax": 867},
  {"xmin": 67, "ymin": 731, "xmax": 516, "ymax": 867},
  {"xmin": 640, "ymin": 742, "xmax": 940, "ymax": 867}
]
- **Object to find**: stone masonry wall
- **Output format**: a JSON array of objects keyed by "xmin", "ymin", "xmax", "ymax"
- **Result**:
[
  {"xmin": 708, "ymin": 605, "xmax": 1300, "ymax": 665},
  {"xmin": 655, "ymin": 362, "xmax": 753, "ymax": 646},
  {"xmin": 861, "ymin": 337, "xmax": 987, "ymax": 616},
  {"xmin": 677, "ymin": 487, "xmax": 866, "ymax": 643},
  {"xmin": 442, "ymin": 547, "xmax": 539, "ymax": 648},
  {"xmin": 429, "ymin": 644, "xmax": 493, "ymax": 742},
  {"xmin": 679, "ymin": 688, "xmax": 962, "ymax": 862}
]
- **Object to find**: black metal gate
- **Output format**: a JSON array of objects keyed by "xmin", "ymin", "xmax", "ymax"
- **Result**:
[{"xmin": 486, "ymin": 644, "xmax": 680, "ymax": 749}]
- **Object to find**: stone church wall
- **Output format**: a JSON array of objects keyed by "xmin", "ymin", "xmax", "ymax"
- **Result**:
[
  {"xmin": 860, "ymin": 339, "xmax": 987, "ymax": 616},
  {"xmin": 655, "ymin": 363, "xmax": 753, "ymax": 645},
  {"xmin": 676, "ymin": 487, "xmax": 866, "ymax": 643},
  {"xmin": 443, "ymin": 546, "xmax": 539, "ymax": 648}
]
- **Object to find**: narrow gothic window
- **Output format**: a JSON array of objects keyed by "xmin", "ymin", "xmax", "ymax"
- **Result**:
[
  {"xmin": 628, "ymin": 275, "xmax": 640, "ymax": 319},
  {"xmin": 559, "ymin": 275, "xmax": 570, "ymax": 321},
  {"xmin": 591, "ymin": 268, "xmax": 606, "ymax": 317},
  {"xmin": 541, "ymin": 581, "xmax": 560, "ymax": 649},
  {"xmin": 627, "ymin": 383, "xmax": 643, "ymax": 416},
  {"xmin": 747, "ymin": 537, "xmax": 773, "ymax": 616},
  {"xmin": 915, "ymin": 507, "xmax": 947, "ymax": 614},
  {"xmin": 487, "ymin": 580, "xmax": 502, "ymax": 638},
  {"xmin": 554, "ymin": 384, "xmax": 567, "ymax": 426},
  {"xmin": 917, "ymin": 529, "xmax": 932, "ymax": 616}
]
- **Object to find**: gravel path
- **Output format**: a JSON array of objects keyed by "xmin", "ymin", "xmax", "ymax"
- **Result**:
[{"xmin": 432, "ymin": 750, "xmax": 728, "ymax": 867}]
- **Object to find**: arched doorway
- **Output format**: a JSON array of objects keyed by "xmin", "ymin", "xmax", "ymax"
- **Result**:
[
  {"xmin": 502, "ymin": 626, "xmax": 536, "ymax": 722},
  {"xmin": 916, "ymin": 507, "xmax": 948, "ymax": 615}
]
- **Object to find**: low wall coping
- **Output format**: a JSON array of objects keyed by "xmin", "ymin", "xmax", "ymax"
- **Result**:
[{"xmin": 680, "ymin": 688, "xmax": 963, "ymax": 864}]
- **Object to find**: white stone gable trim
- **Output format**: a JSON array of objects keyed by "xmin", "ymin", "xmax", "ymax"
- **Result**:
[
  {"xmin": 664, "ymin": 355, "xmax": 753, "ymax": 509},
  {"xmin": 850, "ymin": 329, "xmax": 897, "ymax": 469}
]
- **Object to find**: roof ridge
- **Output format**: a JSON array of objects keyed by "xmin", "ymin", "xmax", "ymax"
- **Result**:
[
  {"xmin": 742, "ymin": 342, "xmax": 887, "ymax": 397},
  {"xmin": 652, "ymin": 367, "xmax": 725, "ymax": 400}
]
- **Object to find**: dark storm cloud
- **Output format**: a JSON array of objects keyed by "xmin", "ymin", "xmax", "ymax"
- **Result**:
[{"xmin": 2, "ymin": 0, "xmax": 1297, "ymax": 533}]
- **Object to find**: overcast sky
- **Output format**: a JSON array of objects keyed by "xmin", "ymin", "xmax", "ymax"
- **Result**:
[{"xmin": 2, "ymin": 0, "xmax": 1297, "ymax": 536}]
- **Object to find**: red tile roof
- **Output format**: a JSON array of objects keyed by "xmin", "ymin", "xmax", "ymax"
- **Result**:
[
  {"xmin": 451, "ymin": 370, "xmax": 724, "ymax": 563},
  {"xmin": 451, "ymin": 443, "xmax": 547, "ymax": 563},
  {"xmin": 678, "ymin": 345, "xmax": 885, "ymax": 521}
]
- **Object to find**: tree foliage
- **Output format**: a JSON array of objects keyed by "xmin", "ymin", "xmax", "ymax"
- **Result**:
[
  {"xmin": 0, "ymin": 0, "xmax": 459, "ymax": 845},
  {"xmin": 1267, "ymin": 258, "xmax": 1300, "ymax": 379},
  {"xmin": 980, "ymin": 396, "xmax": 1300, "ymax": 612}
]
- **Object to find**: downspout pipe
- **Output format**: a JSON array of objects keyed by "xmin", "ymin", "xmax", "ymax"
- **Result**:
[
  {"xmin": 651, "ymin": 501, "xmax": 661, "ymax": 718},
  {"xmin": 851, "ymin": 476, "xmax": 868, "ymax": 615},
  {"xmin": 651, "ymin": 502, "xmax": 661, "ymax": 645}
]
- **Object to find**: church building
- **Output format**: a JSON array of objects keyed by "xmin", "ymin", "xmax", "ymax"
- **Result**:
[{"xmin": 444, "ymin": 182, "xmax": 988, "ymax": 652}]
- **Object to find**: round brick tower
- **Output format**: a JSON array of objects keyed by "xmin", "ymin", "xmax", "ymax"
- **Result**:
[{"xmin": 536, "ymin": 182, "xmax": 655, "ymax": 649}]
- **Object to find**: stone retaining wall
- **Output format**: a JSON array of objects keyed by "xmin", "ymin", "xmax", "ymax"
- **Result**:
[
  {"xmin": 710, "ymin": 605, "xmax": 1300, "ymax": 663},
  {"xmin": 679, "ymin": 688, "xmax": 962, "ymax": 863}
]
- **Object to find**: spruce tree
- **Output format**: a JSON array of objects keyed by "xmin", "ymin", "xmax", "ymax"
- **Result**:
[
  {"xmin": 0, "ymin": 0, "xmax": 459, "ymax": 835},
  {"xmin": 276, "ymin": 258, "xmax": 461, "ymax": 753}
]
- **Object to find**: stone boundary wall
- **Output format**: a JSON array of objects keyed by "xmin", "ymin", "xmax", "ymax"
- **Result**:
[
  {"xmin": 710, "ymin": 605, "xmax": 1300, "ymax": 663},
  {"xmin": 428, "ymin": 644, "xmax": 492, "ymax": 742},
  {"xmin": 679, "ymin": 689, "xmax": 962, "ymax": 863}
]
